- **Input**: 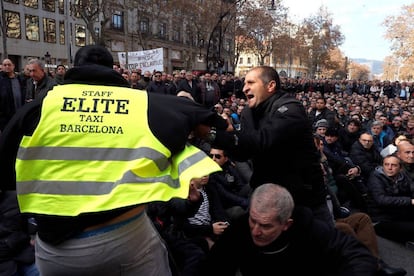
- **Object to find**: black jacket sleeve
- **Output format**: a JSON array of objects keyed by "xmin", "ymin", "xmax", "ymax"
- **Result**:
[
  {"xmin": 0, "ymin": 100, "xmax": 41, "ymax": 190},
  {"xmin": 147, "ymin": 93, "xmax": 227, "ymax": 155}
]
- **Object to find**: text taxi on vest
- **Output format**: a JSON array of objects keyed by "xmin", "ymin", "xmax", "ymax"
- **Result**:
[{"xmin": 59, "ymin": 88, "xmax": 129, "ymax": 134}]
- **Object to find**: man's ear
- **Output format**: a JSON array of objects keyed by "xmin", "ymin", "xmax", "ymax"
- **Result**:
[
  {"xmin": 282, "ymin": 218, "xmax": 293, "ymax": 232},
  {"xmin": 267, "ymin": 80, "xmax": 277, "ymax": 94}
]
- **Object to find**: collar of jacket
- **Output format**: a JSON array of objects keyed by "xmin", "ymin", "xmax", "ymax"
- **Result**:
[
  {"xmin": 253, "ymin": 91, "xmax": 288, "ymax": 118},
  {"xmin": 64, "ymin": 65, "xmax": 130, "ymax": 87},
  {"xmin": 375, "ymin": 166, "xmax": 405, "ymax": 182}
]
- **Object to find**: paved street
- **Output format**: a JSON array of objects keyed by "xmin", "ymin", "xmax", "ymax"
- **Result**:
[{"xmin": 378, "ymin": 236, "xmax": 414, "ymax": 275}]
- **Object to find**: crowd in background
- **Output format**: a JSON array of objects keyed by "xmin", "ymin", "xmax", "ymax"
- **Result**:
[{"xmin": 1, "ymin": 55, "xmax": 414, "ymax": 275}]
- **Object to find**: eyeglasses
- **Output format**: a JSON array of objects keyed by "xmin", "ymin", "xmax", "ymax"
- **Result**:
[
  {"xmin": 209, "ymin": 153, "xmax": 222, "ymax": 159},
  {"xmin": 154, "ymin": 75, "xmax": 161, "ymax": 77}
]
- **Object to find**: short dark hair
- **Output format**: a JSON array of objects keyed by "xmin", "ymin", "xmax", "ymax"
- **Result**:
[
  {"xmin": 210, "ymin": 146, "xmax": 228, "ymax": 158},
  {"xmin": 316, "ymin": 96, "xmax": 326, "ymax": 104},
  {"xmin": 56, "ymin": 64, "xmax": 66, "ymax": 71},
  {"xmin": 347, "ymin": 118, "xmax": 361, "ymax": 128},
  {"xmin": 74, "ymin": 45, "xmax": 113, "ymax": 68},
  {"xmin": 253, "ymin": 66, "xmax": 281, "ymax": 92},
  {"xmin": 325, "ymin": 127, "xmax": 339, "ymax": 137}
]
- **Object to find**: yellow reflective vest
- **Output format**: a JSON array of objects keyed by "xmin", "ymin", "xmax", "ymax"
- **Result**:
[{"xmin": 16, "ymin": 84, "xmax": 221, "ymax": 216}]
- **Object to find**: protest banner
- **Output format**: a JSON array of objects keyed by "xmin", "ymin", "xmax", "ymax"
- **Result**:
[{"xmin": 118, "ymin": 48, "xmax": 164, "ymax": 72}]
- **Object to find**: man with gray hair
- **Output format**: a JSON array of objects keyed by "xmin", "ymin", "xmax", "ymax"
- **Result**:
[
  {"xmin": 370, "ymin": 120, "xmax": 391, "ymax": 152},
  {"xmin": 25, "ymin": 58, "xmax": 57, "ymax": 101},
  {"xmin": 203, "ymin": 183, "xmax": 378, "ymax": 275}
]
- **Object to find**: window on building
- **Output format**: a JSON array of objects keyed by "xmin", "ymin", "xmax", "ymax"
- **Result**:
[
  {"xmin": 59, "ymin": 21, "xmax": 65, "ymax": 44},
  {"xmin": 71, "ymin": 0, "xmax": 81, "ymax": 18},
  {"xmin": 112, "ymin": 10, "xmax": 123, "ymax": 30},
  {"xmin": 43, "ymin": 18, "xmax": 56, "ymax": 43},
  {"xmin": 173, "ymin": 27, "xmax": 181, "ymax": 42},
  {"xmin": 25, "ymin": 14, "xmax": 39, "ymax": 41},
  {"xmin": 158, "ymin": 23, "xmax": 167, "ymax": 39},
  {"xmin": 239, "ymin": 57, "xmax": 243, "ymax": 64},
  {"xmin": 186, "ymin": 32, "xmax": 196, "ymax": 46},
  {"xmin": 247, "ymin": 57, "xmax": 251, "ymax": 64},
  {"xmin": 139, "ymin": 18, "xmax": 149, "ymax": 33},
  {"xmin": 24, "ymin": 0, "xmax": 38, "ymax": 8},
  {"xmin": 5, "ymin": 10, "xmax": 21, "ymax": 39},
  {"xmin": 75, "ymin": 24, "xmax": 86, "ymax": 46},
  {"xmin": 5, "ymin": 0, "xmax": 19, "ymax": 3},
  {"xmin": 58, "ymin": 0, "xmax": 65, "ymax": 14},
  {"xmin": 43, "ymin": 0, "xmax": 55, "ymax": 12}
]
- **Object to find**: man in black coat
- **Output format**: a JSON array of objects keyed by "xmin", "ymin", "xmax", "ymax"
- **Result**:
[
  {"xmin": 0, "ymin": 59, "xmax": 26, "ymax": 131},
  {"xmin": 146, "ymin": 71, "xmax": 168, "ymax": 94},
  {"xmin": 213, "ymin": 66, "xmax": 331, "ymax": 223},
  {"xmin": 176, "ymin": 71, "xmax": 200, "ymax": 101},
  {"xmin": 367, "ymin": 155, "xmax": 414, "ymax": 244},
  {"xmin": 25, "ymin": 59, "xmax": 57, "ymax": 101},
  {"xmin": 308, "ymin": 96, "xmax": 338, "ymax": 128},
  {"xmin": 349, "ymin": 132, "xmax": 383, "ymax": 182}
]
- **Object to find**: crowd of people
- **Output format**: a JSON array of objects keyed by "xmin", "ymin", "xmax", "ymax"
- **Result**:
[{"xmin": 0, "ymin": 47, "xmax": 413, "ymax": 276}]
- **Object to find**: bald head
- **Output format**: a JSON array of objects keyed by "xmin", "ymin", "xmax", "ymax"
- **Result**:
[
  {"xmin": 2, "ymin": 59, "xmax": 15, "ymax": 77},
  {"xmin": 397, "ymin": 140, "xmax": 414, "ymax": 164}
]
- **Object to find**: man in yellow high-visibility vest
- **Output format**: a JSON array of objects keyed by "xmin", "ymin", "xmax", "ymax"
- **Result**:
[{"xmin": 0, "ymin": 45, "xmax": 227, "ymax": 276}]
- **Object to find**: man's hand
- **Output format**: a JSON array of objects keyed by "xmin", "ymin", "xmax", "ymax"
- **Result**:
[
  {"xmin": 188, "ymin": 182, "xmax": 201, "ymax": 202},
  {"xmin": 347, "ymin": 167, "xmax": 359, "ymax": 177},
  {"xmin": 212, "ymin": 221, "xmax": 229, "ymax": 235}
]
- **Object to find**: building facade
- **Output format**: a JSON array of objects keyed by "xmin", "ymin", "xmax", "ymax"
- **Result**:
[
  {"xmin": 0, "ymin": 0, "xmax": 235, "ymax": 74},
  {"xmin": 235, "ymin": 51, "xmax": 309, "ymax": 78}
]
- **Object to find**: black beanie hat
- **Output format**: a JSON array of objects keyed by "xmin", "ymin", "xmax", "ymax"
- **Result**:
[{"xmin": 74, "ymin": 45, "xmax": 113, "ymax": 68}]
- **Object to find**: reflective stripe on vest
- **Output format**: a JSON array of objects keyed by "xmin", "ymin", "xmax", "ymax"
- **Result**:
[{"xmin": 16, "ymin": 84, "xmax": 221, "ymax": 216}]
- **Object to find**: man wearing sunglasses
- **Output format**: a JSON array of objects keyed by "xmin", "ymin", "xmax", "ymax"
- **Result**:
[
  {"xmin": 146, "ymin": 71, "xmax": 168, "ymax": 94},
  {"xmin": 208, "ymin": 147, "xmax": 250, "ymax": 220}
]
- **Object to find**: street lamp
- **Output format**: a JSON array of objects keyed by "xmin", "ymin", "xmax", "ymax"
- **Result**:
[{"xmin": 198, "ymin": 39, "xmax": 204, "ymax": 59}]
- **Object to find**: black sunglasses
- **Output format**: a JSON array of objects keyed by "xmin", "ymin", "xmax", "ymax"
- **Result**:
[{"xmin": 209, "ymin": 153, "xmax": 222, "ymax": 159}]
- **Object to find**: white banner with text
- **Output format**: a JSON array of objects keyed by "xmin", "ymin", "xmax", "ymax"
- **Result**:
[{"xmin": 118, "ymin": 48, "xmax": 164, "ymax": 72}]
